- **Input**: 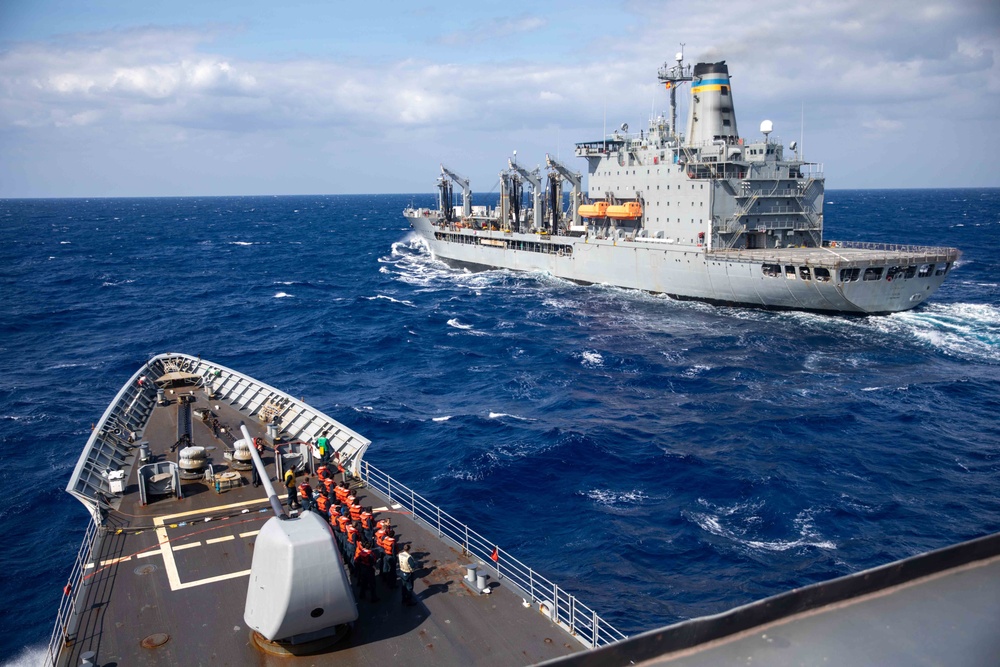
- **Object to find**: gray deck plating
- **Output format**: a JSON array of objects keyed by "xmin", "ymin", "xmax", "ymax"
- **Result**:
[{"xmin": 59, "ymin": 388, "xmax": 580, "ymax": 666}]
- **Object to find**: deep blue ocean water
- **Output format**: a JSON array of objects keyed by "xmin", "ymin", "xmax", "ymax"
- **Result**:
[{"xmin": 1, "ymin": 189, "xmax": 998, "ymax": 663}]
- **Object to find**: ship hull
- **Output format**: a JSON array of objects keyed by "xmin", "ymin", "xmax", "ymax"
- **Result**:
[{"xmin": 408, "ymin": 215, "xmax": 954, "ymax": 315}]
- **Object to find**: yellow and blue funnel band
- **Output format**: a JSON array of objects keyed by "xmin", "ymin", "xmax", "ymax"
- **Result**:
[{"xmin": 692, "ymin": 77, "xmax": 729, "ymax": 93}]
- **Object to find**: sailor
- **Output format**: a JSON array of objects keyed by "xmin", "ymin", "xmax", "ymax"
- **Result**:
[
  {"xmin": 381, "ymin": 529, "xmax": 397, "ymax": 587},
  {"xmin": 317, "ymin": 435, "xmax": 330, "ymax": 464},
  {"xmin": 360, "ymin": 506, "xmax": 374, "ymax": 541},
  {"xmin": 334, "ymin": 481, "xmax": 350, "ymax": 505},
  {"xmin": 316, "ymin": 488, "xmax": 330, "ymax": 519},
  {"xmin": 250, "ymin": 438, "xmax": 265, "ymax": 488},
  {"xmin": 322, "ymin": 474, "xmax": 335, "ymax": 497},
  {"xmin": 298, "ymin": 477, "xmax": 314, "ymax": 512},
  {"xmin": 354, "ymin": 539, "xmax": 379, "ymax": 602},
  {"xmin": 349, "ymin": 497, "xmax": 363, "ymax": 523},
  {"xmin": 283, "ymin": 467, "xmax": 299, "ymax": 509},
  {"xmin": 317, "ymin": 463, "xmax": 331, "ymax": 480},
  {"xmin": 251, "ymin": 460, "xmax": 261, "ymax": 488},
  {"xmin": 398, "ymin": 544, "xmax": 418, "ymax": 606}
]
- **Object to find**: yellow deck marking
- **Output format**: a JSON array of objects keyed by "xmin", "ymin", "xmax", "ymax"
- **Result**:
[
  {"xmin": 239, "ymin": 530, "xmax": 260, "ymax": 538},
  {"xmin": 137, "ymin": 549, "xmax": 163, "ymax": 559},
  {"xmin": 172, "ymin": 542, "xmax": 201, "ymax": 552},
  {"xmin": 154, "ymin": 497, "xmax": 270, "ymax": 591},
  {"xmin": 206, "ymin": 535, "xmax": 235, "ymax": 544}
]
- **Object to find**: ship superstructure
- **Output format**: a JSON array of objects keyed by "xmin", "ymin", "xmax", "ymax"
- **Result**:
[{"xmin": 404, "ymin": 52, "xmax": 960, "ymax": 314}]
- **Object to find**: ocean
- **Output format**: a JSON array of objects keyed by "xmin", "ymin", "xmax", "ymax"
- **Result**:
[{"xmin": 1, "ymin": 189, "xmax": 998, "ymax": 663}]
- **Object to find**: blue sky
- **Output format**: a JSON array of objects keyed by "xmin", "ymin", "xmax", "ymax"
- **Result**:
[{"xmin": 1, "ymin": 0, "xmax": 998, "ymax": 197}]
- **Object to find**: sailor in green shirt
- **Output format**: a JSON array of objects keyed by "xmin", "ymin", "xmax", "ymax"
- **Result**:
[{"xmin": 317, "ymin": 436, "xmax": 330, "ymax": 464}]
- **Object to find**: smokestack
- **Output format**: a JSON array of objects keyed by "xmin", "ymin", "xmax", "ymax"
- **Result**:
[{"xmin": 686, "ymin": 61, "xmax": 739, "ymax": 146}]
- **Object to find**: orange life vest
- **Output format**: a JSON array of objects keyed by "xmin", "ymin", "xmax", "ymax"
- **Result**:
[
  {"xmin": 298, "ymin": 483, "xmax": 311, "ymax": 500},
  {"xmin": 381, "ymin": 535, "xmax": 396, "ymax": 556},
  {"xmin": 334, "ymin": 486, "xmax": 349, "ymax": 503},
  {"xmin": 349, "ymin": 503, "xmax": 362, "ymax": 522},
  {"xmin": 316, "ymin": 495, "xmax": 329, "ymax": 512},
  {"xmin": 317, "ymin": 465, "xmax": 331, "ymax": 480},
  {"xmin": 360, "ymin": 511, "xmax": 373, "ymax": 529},
  {"xmin": 337, "ymin": 515, "xmax": 350, "ymax": 534},
  {"xmin": 345, "ymin": 523, "xmax": 358, "ymax": 544}
]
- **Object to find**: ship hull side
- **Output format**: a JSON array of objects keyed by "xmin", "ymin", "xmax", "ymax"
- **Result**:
[{"xmin": 408, "ymin": 215, "xmax": 950, "ymax": 314}]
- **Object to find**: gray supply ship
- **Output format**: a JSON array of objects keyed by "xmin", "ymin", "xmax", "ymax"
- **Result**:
[
  {"xmin": 48, "ymin": 353, "xmax": 1000, "ymax": 666},
  {"xmin": 404, "ymin": 53, "xmax": 961, "ymax": 314}
]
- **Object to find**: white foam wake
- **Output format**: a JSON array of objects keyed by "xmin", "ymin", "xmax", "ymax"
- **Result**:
[{"xmin": 879, "ymin": 302, "xmax": 1000, "ymax": 362}]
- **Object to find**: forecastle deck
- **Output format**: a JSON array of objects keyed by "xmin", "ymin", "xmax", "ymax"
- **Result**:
[{"xmin": 51, "ymin": 354, "xmax": 623, "ymax": 666}]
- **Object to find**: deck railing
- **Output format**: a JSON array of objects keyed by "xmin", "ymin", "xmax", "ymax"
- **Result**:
[
  {"xmin": 46, "ymin": 513, "xmax": 100, "ymax": 667},
  {"xmin": 360, "ymin": 461, "xmax": 628, "ymax": 648}
]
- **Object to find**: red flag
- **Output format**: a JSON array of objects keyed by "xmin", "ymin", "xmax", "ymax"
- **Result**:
[{"xmin": 490, "ymin": 546, "xmax": 499, "ymax": 562}]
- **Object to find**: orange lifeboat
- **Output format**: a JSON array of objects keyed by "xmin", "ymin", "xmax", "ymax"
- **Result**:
[
  {"xmin": 606, "ymin": 202, "xmax": 643, "ymax": 219},
  {"xmin": 578, "ymin": 202, "xmax": 609, "ymax": 218}
]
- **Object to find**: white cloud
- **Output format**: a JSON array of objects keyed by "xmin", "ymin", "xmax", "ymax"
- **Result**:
[{"xmin": 0, "ymin": 1, "xmax": 997, "ymax": 195}]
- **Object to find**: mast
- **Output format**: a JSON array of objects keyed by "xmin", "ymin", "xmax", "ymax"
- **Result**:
[{"xmin": 656, "ymin": 46, "xmax": 693, "ymax": 141}]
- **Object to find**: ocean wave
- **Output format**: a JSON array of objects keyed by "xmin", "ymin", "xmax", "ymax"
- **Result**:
[
  {"xmin": 447, "ymin": 318, "xmax": 473, "ymax": 330},
  {"xmin": 688, "ymin": 502, "xmax": 836, "ymax": 553},
  {"xmin": 877, "ymin": 302, "xmax": 1000, "ymax": 362},
  {"xmin": 431, "ymin": 416, "xmax": 451, "ymax": 422},
  {"xmin": 585, "ymin": 488, "xmax": 649, "ymax": 506},
  {"xmin": 365, "ymin": 294, "xmax": 415, "ymax": 307},
  {"xmin": 3, "ymin": 645, "xmax": 46, "ymax": 667},
  {"xmin": 274, "ymin": 292, "xmax": 293, "ymax": 298},
  {"xmin": 579, "ymin": 350, "xmax": 604, "ymax": 367},
  {"xmin": 488, "ymin": 412, "xmax": 534, "ymax": 421}
]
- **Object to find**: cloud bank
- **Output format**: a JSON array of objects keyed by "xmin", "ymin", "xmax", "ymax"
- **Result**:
[{"xmin": 0, "ymin": 0, "xmax": 997, "ymax": 196}]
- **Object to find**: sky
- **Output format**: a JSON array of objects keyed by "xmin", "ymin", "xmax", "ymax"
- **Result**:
[{"xmin": 1, "ymin": 0, "xmax": 998, "ymax": 197}]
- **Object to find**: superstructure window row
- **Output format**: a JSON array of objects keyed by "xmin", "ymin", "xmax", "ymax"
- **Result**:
[{"xmin": 435, "ymin": 232, "xmax": 572, "ymax": 257}]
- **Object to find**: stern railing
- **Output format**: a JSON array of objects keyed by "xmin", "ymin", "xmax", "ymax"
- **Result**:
[{"xmin": 360, "ymin": 461, "xmax": 628, "ymax": 648}]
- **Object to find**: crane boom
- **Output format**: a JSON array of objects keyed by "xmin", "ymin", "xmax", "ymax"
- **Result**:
[
  {"xmin": 545, "ymin": 154, "xmax": 583, "ymax": 227},
  {"xmin": 440, "ymin": 165, "xmax": 472, "ymax": 218},
  {"xmin": 507, "ymin": 159, "xmax": 542, "ymax": 230}
]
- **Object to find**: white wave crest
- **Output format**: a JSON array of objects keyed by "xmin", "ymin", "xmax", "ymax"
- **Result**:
[
  {"xmin": 690, "ymin": 503, "xmax": 836, "ymax": 553},
  {"xmin": 580, "ymin": 350, "xmax": 604, "ymax": 367},
  {"xmin": 447, "ymin": 318, "xmax": 473, "ymax": 330},
  {"xmin": 586, "ymin": 489, "xmax": 648, "ymax": 506},
  {"xmin": 365, "ymin": 294, "xmax": 415, "ymax": 307},
  {"xmin": 229, "ymin": 241, "xmax": 255, "ymax": 246},
  {"xmin": 4, "ymin": 645, "xmax": 47, "ymax": 667},
  {"xmin": 877, "ymin": 302, "xmax": 1000, "ymax": 362},
  {"xmin": 488, "ymin": 411, "xmax": 533, "ymax": 421},
  {"xmin": 274, "ymin": 292, "xmax": 293, "ymax": 298},
  {"xmin": 431, "ymin": 416, "xmax": 452, "ymax": 422}
]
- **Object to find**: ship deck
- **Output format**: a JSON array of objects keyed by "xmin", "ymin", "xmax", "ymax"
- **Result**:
[
  {"xmin": 58, "ymin": 386, "xmax": 580, "ymax": 666},
  {"xmin": 704, "ymin": 243, "xmax": 958, "ymax": 267}
]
